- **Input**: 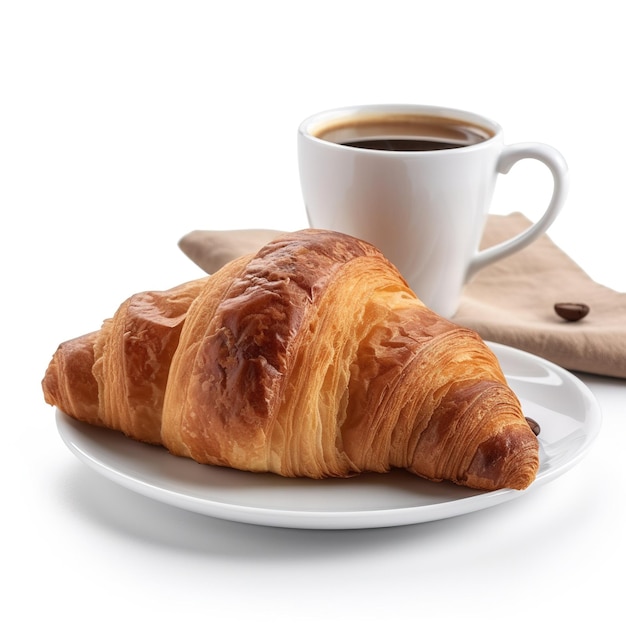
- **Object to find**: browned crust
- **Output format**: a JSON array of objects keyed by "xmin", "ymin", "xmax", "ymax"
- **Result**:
[{"xmin": 42, "ymin": 331, "xmax": 101, "ymax": 425}]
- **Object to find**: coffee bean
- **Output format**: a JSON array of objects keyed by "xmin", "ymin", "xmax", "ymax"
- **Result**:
[
  {"xmin": 554, "ymin": 302, "xmax": 590, "ymax": 322},
  {"xmin": 525, "ymin": 417, "xmax": 541, "ymax": 436}
]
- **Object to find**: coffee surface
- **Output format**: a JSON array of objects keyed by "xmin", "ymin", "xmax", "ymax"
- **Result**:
[
  {"xmin": 341, "ymin": 138, "xmax": 466, "ymax": 151},
  {"xmin": 313, "ymin": 113, "xmax": 494, "ymax": 151}
]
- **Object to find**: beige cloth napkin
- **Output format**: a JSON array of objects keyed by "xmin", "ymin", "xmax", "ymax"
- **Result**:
[{"xmin": 179, "ymin": 214, "xmax": 626, "ymax": 379}]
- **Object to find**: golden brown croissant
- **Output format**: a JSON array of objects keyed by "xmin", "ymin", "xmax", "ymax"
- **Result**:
[{"xmin": 43, "ymin": 229, "xmax": 539, "ymax": 491}]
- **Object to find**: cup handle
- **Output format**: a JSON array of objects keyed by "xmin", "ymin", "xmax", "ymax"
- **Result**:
[{"xmin": 466, "ymin": 142, "xmax": 569, "ymax": 281}]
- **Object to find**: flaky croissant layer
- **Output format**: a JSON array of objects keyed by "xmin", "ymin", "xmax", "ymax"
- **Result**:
[{"xmin": 43, "ymin": 229, "xmax": 539, "ymax": 491}]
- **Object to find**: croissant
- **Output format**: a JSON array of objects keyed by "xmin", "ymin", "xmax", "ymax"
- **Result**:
[{"xmin": 43, "ymin": 229, "xmax": 539, "ymax": 491}]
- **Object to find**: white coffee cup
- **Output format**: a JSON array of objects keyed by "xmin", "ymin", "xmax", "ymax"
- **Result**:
[{"xmin": 298, "ymin": 104, "xmax": 568, "ymax": 318}]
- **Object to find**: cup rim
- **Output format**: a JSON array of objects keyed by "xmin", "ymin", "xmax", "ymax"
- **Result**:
[{"xmin": 298, "ymin": 103, "xmax": 503, "ymax": 154}]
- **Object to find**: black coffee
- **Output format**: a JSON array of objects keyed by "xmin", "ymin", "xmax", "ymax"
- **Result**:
[
  {"xmin": 341, "ymin": 138, "xmax": 467, "ymax": 151},
  {"xmin": 313, "ymin": 113, "xmax": 494, "ymax": 152}
]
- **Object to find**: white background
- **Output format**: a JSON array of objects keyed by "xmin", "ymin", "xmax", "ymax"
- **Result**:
[{"xmin": 2, "ymin": 2, "xmax": 624, "ymax": 624}]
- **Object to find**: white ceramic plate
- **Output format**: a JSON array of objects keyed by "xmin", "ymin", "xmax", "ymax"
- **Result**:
[{"xmin": 56, "ymin": 343, "xmax": 601, "ymax": 529}]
